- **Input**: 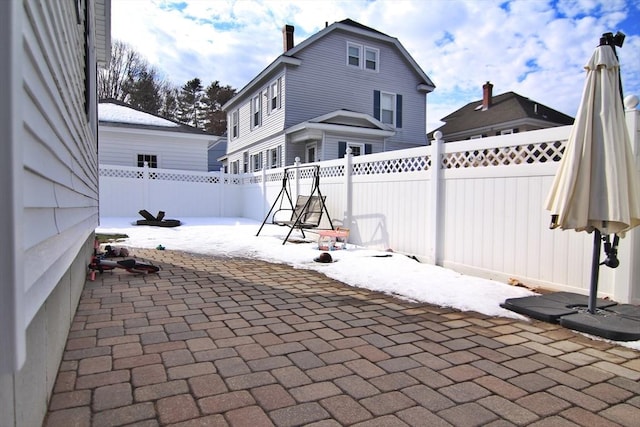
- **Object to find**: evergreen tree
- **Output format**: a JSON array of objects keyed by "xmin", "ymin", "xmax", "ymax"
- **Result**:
[
  {"xmin": 177, "ymin": 78, "xmax": 205, "ymax": 128},
  {"xmin": 203, "ymin": 81, "xmax": 236, "ymax": 135},
  {"xmin": 128, "ymin": 69, "xmax": 163, "ymax": 114}
]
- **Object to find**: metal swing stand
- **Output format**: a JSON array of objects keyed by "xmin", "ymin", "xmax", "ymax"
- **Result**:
[{"xmin": 256, "ymin": 164, "xmax": 334, "ymax": 244}]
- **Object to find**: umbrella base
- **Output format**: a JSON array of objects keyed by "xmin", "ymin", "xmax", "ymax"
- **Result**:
[
  {"xmin": 559, "ymin": 304, "xmax": 640, "ymax": 341},
  {"xmin": 502, "ymin": 292, "xmax": 640, "ymax": 341},
  {"xmin": 500, "ymin": 292, "xmax": 616, "ymax": 323}
]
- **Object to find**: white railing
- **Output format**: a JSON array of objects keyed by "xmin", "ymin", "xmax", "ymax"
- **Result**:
[{"xmin": 99, "ymin": 104, "xmax": 640, "ymax": 304}]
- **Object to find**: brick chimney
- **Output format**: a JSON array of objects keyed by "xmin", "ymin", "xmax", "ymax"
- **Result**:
[
  {"xmin": 282, "ymin": 25, "xmax": 294, "ymax": 52},
  {"xmin": 482, "ymin": 81, "xmax": 493, "ymax": 111}
]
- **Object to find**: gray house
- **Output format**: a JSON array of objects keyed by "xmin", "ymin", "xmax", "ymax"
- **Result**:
[
  {"xmin": 0, "ymin": 1, "xmax": 110, "ymax": 426},
  {"xmin": 221, "ymin": 19, "xmax": 436, "ymax": 172},
  {"xmin": 429, "ymin": 81, "xmax": 574, "ymax": 142}
]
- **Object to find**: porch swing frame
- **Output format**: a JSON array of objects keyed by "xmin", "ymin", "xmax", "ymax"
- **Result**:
[{"xmin": 256, "ymin": 164, "xmax": 334, "ymax": 244}]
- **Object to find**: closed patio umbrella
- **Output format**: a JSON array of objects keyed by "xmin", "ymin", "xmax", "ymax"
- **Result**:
[{"xmin": 545, "ymin": 32, "xmax": 640, "ymax": 313}]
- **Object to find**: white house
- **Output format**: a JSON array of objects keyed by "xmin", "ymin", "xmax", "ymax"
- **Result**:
[
  {"xmin": 99, "ymin": 99, "xmax": 223, "ymax": 172},
  {"xmin": 222, "ymin": 19, "xmax": 436, "ymax": 173},
  {"xmin": 0, "ymin": 1, "xmax": 110, "ymax": 426}
]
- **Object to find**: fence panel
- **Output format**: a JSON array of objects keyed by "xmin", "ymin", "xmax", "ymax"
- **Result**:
[{"xmin": 97, "ymin": 107, "xmax": 640, "ymax": 303}]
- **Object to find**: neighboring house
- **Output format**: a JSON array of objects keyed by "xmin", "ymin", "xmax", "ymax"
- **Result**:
[
  {"xmin": 429, "ymin": 82, "xmax": 574, "ymax": 142},
  {"xmin": 208, "ymin": 136, "xmax": 228, "ymax": 171},
  {"xmin": 222, "ymin": 19, "xmax": 435, "ymax": 173},
  {"xmin": 0, "ymin": 1, "xmax": 110, "ymax": 426},
  {"xmin": 99, "ymin": 99, "xmax": 224, "ymax": 172}
]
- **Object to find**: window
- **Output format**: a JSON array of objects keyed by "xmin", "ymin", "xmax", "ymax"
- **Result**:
[
  {"xmin": 374, "ymin": 90, "xmax": 402, "ymax": 128},
  {"xmin": 137, "ymin": 154, "xmax": 157, "ymax": 168},
  {"xmin": 243, "ymin": 151, "xmax": 249, "ymax": 173},
  {"xmin": 251, "ymin": 94, "xmax": 262, "ymax": 128},
  {"xmin": 231, "ymin": 110, "xmax": 239, "ymax": 139},
  {"xmin": 380, "ymin": 92, "xmax": 395, "ymax": 125},
  {"xmin": 347, "ymin": 42, "xmax": 379, "ymax": 72},
  {"xmin": 338, "ymin": 141, "xmax": 371, "ymax": 157},
  {"xmin": 270, "ymin": 79, "xmax": 281, "ymax": 112},
  {"xmin": 347, "ymin": 42, "xmax": 361, "ymax": 67},
  {"xmin": 268, "ymin": 146, "xmax": 282, "ymax": 168},
  {"xmin": 231, "ymin": 160, "xmax": 239, "ymax": 174},
  {"xmin": 364, "ymin": 47, "xmax": 379, "ymax": 71},
  {"xmin": 306, "ymin": 143, "xmax": 316, "ymax": 163},
  {"xmin": 251, "ymin": 152, "xmax": 263, "ymax": 171}
]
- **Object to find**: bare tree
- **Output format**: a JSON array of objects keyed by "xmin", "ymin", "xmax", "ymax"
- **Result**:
[{"xmin": 98, "ymin": 40, "xmax": 147, "ymax": 101}]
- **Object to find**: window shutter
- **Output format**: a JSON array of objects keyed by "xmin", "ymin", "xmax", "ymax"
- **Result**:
[
  {"xmin": 277, "ymin": 145, "xmax": 282, "ymax": 167},
  {"xmin": 338, "ymin": 141, "xmax": 346, "ymax": 158},
  {"xmin": 373, "ymin": 90, "xmax": 380, "ymax": 120},
  {"xmin": 396, "ymin": 94, "xmax": 402, "ymax": 128},
  {"xmin": 365, "ymin": 144, "xmax": 372, "ymax": 154}
]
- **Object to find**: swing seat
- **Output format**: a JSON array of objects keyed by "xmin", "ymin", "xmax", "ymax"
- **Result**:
[{"xmin": 273, "ymin": 195, "xmax": 326, "ymax": 229}]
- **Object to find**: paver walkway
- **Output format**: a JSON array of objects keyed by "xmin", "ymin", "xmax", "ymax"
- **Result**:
[{"xmin": 44, "ymin": 249, "xmax": 640, "ymax": 427}]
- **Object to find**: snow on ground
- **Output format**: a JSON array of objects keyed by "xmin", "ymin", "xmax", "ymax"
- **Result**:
[{"xmin": 97, "ymin": 217, "xmax": 640, "ymax": 351}]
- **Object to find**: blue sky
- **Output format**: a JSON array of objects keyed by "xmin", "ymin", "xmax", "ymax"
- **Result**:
[{"xmin": 111, "ymin": 0, "xmax": 640, "ymax": 132}]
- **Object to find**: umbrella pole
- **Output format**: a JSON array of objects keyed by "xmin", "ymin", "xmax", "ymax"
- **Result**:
[{"xmin": 588, "ymin": 229, "xmax": 602, "ymax": 314}]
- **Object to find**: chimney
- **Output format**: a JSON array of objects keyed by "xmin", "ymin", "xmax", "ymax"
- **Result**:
[
  {"xmin": 282, "ymin": 25, "xmax": 294, "ymax": 52},
  {"xmin": 482, "ymin": 81, "xmax": 493, "ymax": 111}
]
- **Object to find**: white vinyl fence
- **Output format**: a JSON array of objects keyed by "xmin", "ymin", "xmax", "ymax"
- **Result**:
[{"xmin": 99, "ymin": 103, "xmax": 640, "ymax": 304}]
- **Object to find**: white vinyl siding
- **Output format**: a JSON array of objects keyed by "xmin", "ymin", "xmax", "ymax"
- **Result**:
[
  {"xmin": 99, "ymin": 126, "xmax": 211, "ymax": 171},
  {"xmin": 225, "ymin": 74, "xmax": 286, "ymax": 157}
]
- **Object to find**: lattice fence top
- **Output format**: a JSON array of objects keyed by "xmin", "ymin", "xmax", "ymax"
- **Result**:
[
  {"xmin": 100, "ymin": 167, "xmax": 222, "ymax": 184},
  {"xmin": 100, "ymin": 168, "xmax": 143, "ymax": 179},
  {"xmin": 319, "ymin": 165, "xmax": 345, "ymax": 178},
  {"xmin": 352, "ymin": 155, "xmax": 431, "ymax": 175},
  {"xmin": 442, "ymin": 140, "xmax": 566, "ymax": 169}
]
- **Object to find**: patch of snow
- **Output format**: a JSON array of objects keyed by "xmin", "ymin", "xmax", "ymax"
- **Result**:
[
  {"xmin": 99, "ymin": 103, "xmax": 179, "ymax": 127},
  {"xmin": 96, "ymin": 217, "xmax": 640, "ymax": 351}
]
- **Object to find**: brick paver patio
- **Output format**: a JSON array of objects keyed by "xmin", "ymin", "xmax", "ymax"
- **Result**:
[{"xmin": 44, "ymin": 248, "xmax": 640, "ymax": 426}]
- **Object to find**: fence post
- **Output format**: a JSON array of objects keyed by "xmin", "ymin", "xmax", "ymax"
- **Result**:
[
  {"xmin": 261, "ymin": 165, "xmax": 267, "ymax": 219},
  {"xmin": 143, "ymin": 161, "xmax": 150, "ymax": 211},
  {"xmin": 614, "ymin": 95, "xmax": 640, "ymax": 304},
  {"xmin": 344, "ymin": 147, "xmax": 353, "ymax": 230},
  {"xmin": 428, "ymin": 131, "xmax": 444, "ymax": 265},
  {"xmin": 219, "ymin": 166, "xmax": 225, "ymax": 217},
  {"xmin": 294, "ymin": 157, "xmax": 301, "ymax": 201}
]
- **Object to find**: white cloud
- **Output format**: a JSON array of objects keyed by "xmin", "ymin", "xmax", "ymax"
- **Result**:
[{"xmin": 111, "ymin": 0, "xmax": 640, "ymax": 131}]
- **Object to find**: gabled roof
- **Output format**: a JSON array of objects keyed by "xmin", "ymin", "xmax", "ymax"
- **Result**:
[
  {"xmin": 99, "ymin": 99, "xmax": 219, "ymax": 136},
  {"xmin": 432, "ymin": 91, "xmax": 574, "ymax": 137},
  {"xmin": 286, "ymin": 109, "xmax": 395, "ymax": 141},
  {"xmin": 223, "ymin": 19, "xmax": 435, "ymax": 110}
]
